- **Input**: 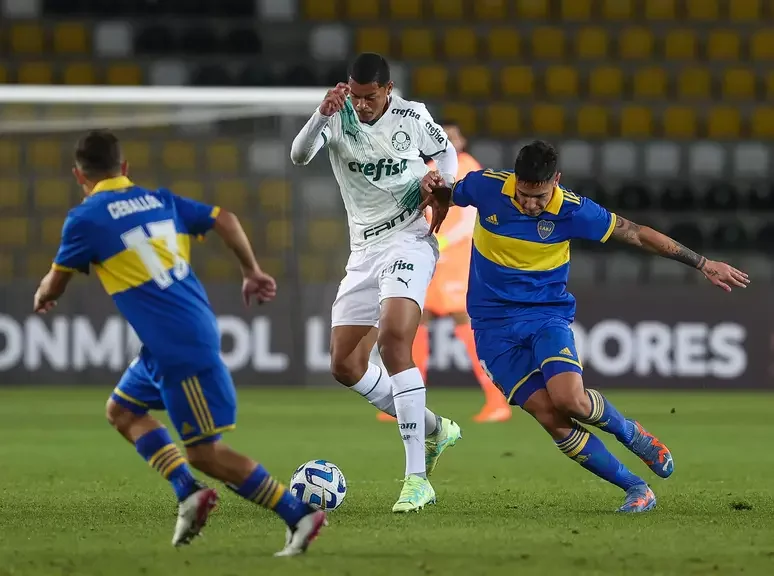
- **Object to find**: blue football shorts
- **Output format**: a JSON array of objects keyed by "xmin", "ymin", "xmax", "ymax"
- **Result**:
[
  {"xmin": 474, "ymin": 317, "xmax": 583, "ymax": 408},
  {"xmin": 110, "ymin": 350, "xmax": 237, "ymax": 446}
]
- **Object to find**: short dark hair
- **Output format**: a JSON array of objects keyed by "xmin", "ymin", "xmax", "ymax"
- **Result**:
[
  {"xmin": 514, "ymin": 140, "xmax": 558, "ymax": 184},
  {"xmin": 75, "ymin": 129, "xmax": 122, "ymax": 180},
  {"xmin": 349, "ymin": 52, "xmax": 390, "ymax": 86}
]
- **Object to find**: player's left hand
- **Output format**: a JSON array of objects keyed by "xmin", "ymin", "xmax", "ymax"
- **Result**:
[
  {"xmin": 419, "ymin": 171, "xmax": 451, "ymax": 234},
  {"xmin": 242, "ymin": 268, "xmax": 277, "ymax": 306},
  {"xmin": 700, "ymin": 260, "xmax": 750, "ymax": 292},
  {"xmin": 33, "ymin": 289, "xmax": 57, "ymax": 314}
]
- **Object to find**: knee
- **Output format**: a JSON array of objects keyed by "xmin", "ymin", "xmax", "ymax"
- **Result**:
[
  {"xmin": 105, "ymin": 398, "xmax": 139, "ymax": 434},
  {"xmin": 185, "ymin": 442, "xmax": 216, "ymax": 473},
  {"xmin": 330, "ymin": 351, "xmax": 367, "ymax": 385},
  {"xmin": 377, "ymin": 328, "xmax": 413, "ymax": 373},
  {"xmin": 549, "ymin": 386, "xmax": 591, "ymax": 418}
]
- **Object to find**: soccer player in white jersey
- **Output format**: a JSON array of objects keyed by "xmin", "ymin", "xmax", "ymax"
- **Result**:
[{"xmin": 290, "ymin": 53, "xmax": 462, "ymax": 512}]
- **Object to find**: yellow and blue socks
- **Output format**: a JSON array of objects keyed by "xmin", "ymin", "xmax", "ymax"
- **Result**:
[
  {"xmin": 229, "ymin": 464, "xmax": 311, "ymax": 527},
  {"xmin": 577, "ymin": 389, "xmax": 635, "ymax": 445},
  {"xmin": 556, "ymin": 423, "xmax": 645, "ymax": 491},
  {"xmin": 135, "ymin": 428, "xmax": 198, "ymax": 501}
]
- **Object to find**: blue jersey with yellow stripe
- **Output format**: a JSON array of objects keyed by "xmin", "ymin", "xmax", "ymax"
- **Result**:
[
  {"xmin": 53, "ymin": 176, "xmax": 222, "ymax": 378},
  {"xmin": 452, "ymin": 169, "xmax": 617, "ymax": 329}
]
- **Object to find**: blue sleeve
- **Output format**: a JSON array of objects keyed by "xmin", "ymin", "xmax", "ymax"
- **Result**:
[
  {"xmin": 53, "ymin": 211, "xmax": 93, "ymax": 274},
  {"xmin": 570, "ymin": 197, "xmax": 617, "ymax": 243},
  {"xmin": 451, "ymin": 170, "xmax": 483, "ymax": 208},
  {"xmin": 169, "ymin": 191, "xmax": 220, "ymax": 237}
]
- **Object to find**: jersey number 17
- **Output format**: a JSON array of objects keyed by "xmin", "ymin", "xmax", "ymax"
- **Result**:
[{"xmin": 121, "ymin": 219, "xmax": 190, "ymax": 289}]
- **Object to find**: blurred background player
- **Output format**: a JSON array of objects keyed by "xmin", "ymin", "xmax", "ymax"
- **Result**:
[{"xmin": 378, "ymin": 123, "xmax": 511, "ymax": 423}]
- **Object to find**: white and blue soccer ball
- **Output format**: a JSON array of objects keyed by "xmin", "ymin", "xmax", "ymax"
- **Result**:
[{"xmin": 289, "ymin": 459, "xmax": 347, "ymax": 511}]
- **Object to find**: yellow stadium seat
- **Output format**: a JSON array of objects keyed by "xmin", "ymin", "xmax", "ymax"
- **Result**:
[
  {"xmin": 0, "ymin": 179, "xmax": 23, "ymax": 209},
  {"xmin": 204, "ymin": 257, "xmax": 240, "ymax": 281},
  {"xmin": 307, "ymin": 219, "xmax": 347, "ymax": 251},
  {"xmin": 663, "ymin": 106, "xmax": 697, "ymax": 138},
  {"xmin": 722, "ymin": 68, "xmax": 756, "ymax": 100},
  {"xmin": 28, "ymin": 140, "xmax": 61, "ymax": 171},
  {"xmin": 258, "ymin": 179, "xmax": 291, "ymax": 213},
  {"xmin": 531, "ymin": 27, "xmax": 565, "ymax": 60},
  {"xmin": 401, "ymin": 29, "xmax": 435, "ymax": 60},
  {"xmin": 664, "ymin": 29, "xmax": 697, "ymax": 60},
  {"xmin": 730, "ymin": 0, "xmax": 761, "ymax": 21},
  {"xmin": 304, "ymin": 0, "xmax": 337, "ymax": 19},
  {"xmin": 0, "ymin": 253, "xmax": 13, "ymax": 280},
  {"xmin": 213, "ymin": 180, "xmax": 248, "ymax": 211},
  {"xmin": 299, "ymin": 254, "xmax": 329, "ymax": 283},
  {"xmin": 686, "ymin": 0, "xmax": 719, "ymax": 20},
  {"xmin": 17, "ymin": 62, "xmax": 53, "ymax": 84},
  {"xmin": 619, "ymin": 28, "xmax": 653, "ymax": 60},
  {"xmin": 488, "ymin": 28, "xmax": 520, "ymax": 59},
  {"xmin": 707, "ymin": 107, "xmax": 741, "ymax": 139},
  {"xmin": 412, "ymin": 65, "xmax": 448, "ymax": 98},
  {"xmin": 441, "ymin": 103, "xmax": 477, "ymax": 135},
  {"xmin": 751, "ymin": 107, "xmax": 774, "ymax": 138},
  {"xmin": 26, "ymin": 252, "xmax": 53, "ymax": 278},
  {"xmin": 531, "ymin": 104, "xmax": 565, "ymax": 135},
  {"xmin": 0, "ymin": 217, "xmax": 29, "ymax": 246},
  {"xmin": 561, "ymin": 0, "xmax": 591, "ymax": 20},
  {"xmin": 53, "ymin": 22, "xmax": 88, "ymax": 54},
  {"xmin": 63, "ymin": 62, "xmax": 97, "ymax": 85},
  {"xmin": 266, "ymin": 219, "xmax": 293, "ymax": 252},
  {"xmin": 620, "ymin": 106, "xmax": 653, "ymax": 138},
  {"xmin": 0, "ymin": 141, "xmax": 21, "ymax": 172},
  {"xmin": 501, "ymin": 66, "xmax": 534, "ymax": 97},
  {"xmin": 163, "ymin": 141, "xmax": 197, "ymax": 171},
  {"xmin": 602, "ymin": 0, "xmax": 632, "ymax": 19},
  {"xmin": 390, "ymin": 0, "xmax": 421, "ymax": 19},
  {"xmin": 576, "ymin": 105, "xmax": 609, "ymax": 137},
  {"xmin": 458, "ymin": 66, "xmax": 492, "ymax": 97},
  {"xmin": 588, "ymin": 66, "xmax": 623, "ymax": 99},
  {"xmin": 41, "ymin": 216, "xmax": 66, "ymax": 246},
  {"xmin": 516, "ymin": 0, "xmax": 548, "ymax": 19},
  {"xmin": 707, "ymin": 30, "xmax": 740, "ymax": 61},
  {"xmin": 431, "ymin": 0, "xmax": 464, "ymax": 19},
  {"xmin": 345, "ymin": 0, "xmax": 379, "ymax": 19},
  {"xmin": 10, "ymin": 23, "xmax": 44, "ymax": 53},
  {"xmin": 474, "ymin": 0, "xmax": 507, "ymax": 19},
  {"xmin": 576, "ymin": 28, "xmax": 608, "ymax": 60},
  {"xmin": 171, "ymin": 180, "xmax": 205, "ymax": 201},
  {"xmin": 486, "ymin": 103, "xmax": 520, "ymax": 136},
  {"xmin": 678, "ymin": 67, "xmax": 712, "ymax": 99},
  {"xmin": 764, "ymin": 72, "xmax": 774, "ymax": 99},
  {"xmin": 356, "ymin": 28, "xmax": 390, "ymax": 55},
  {"xmin": 257, "ymin": 256, "xmax": 285, "ymax": 280},
  {"xmin": 106, "ymin": 63, "xmax": 142, "ymax": 86},
  {"xmin": 644, "ymin": 0, "xmax": 676, "ymax": 20},
  {"xmin": 35, "ymin": 178, "xmax": 71, "ymax": 210},
  {"xmin": 751, "ymin": 30, "xmax": 774, "ymax": 60},
  {"xmin": 206, "ymin": 141, "xmax": 240, "ymax": 173},
  {"xmin": 544, "ymin": 66, "xmax": 578, "ymax": 98},
  {"xmin": 632, "ymin": 67, "xmax": 668, "ymax": 99},
  {"xmin": 122, "ymin": 141, "xmax": 151, "ymax": 171},
  {"xmin": 444, "ymin": 28, "xmax": 477, "ymax": 60}
]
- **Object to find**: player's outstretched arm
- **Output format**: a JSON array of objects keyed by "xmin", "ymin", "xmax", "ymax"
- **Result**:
[
  {"xmin": 33, "ymin": 268, "xmax": 73, "ymax": 313},
  {"xmin": 290, "ymin": 83, "xmax": 348, "ymax": 166},
  {"xmin": 610, "ymin": 215, "xmax": 750, "ymax": 292}
]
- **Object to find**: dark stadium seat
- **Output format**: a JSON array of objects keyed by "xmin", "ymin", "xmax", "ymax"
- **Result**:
[
  {"xmin": 748, "ymin": 184, "xmax": 774, "ymax": 211},
  {"xmin": 710, "ymin": 222, "xmax": 749, "ymax": 251},
  {"xmin": 573, "ymin": 181, "xmax": 609, "ymax": 207},
  {"xmin": 704, "ymin": 183, "xmax": 739, "ymax": 211},
  {"xmin": 324, "ymin": 63, "xmax": 349, "ymax": 86},
  {"xmin": 659, "ymin": 184, "xmax": 697, "ymax": 212},
  {"xmin": 224, "ymin": 28, "xmax": 262, "ymax": 55},
  {"xmin": 615, "ymin": 183, "xmax": 652, "ymax": 211},
  {"xmin": 83, "ymin": 0, "xmax": 140, "ymax": 15},
  {"xmin": 238, "ymin": 63, "xmax": 277, "ymax": 86},
  {"xmin": 755, "ymin": 223, "xmax": 774, "ymax": 251},
  {"xmin": 135, "ymin": 26, "xmax": 179, "ymax": 55},
  {"xmin": 668, "ymin": 222, "xmax": 706, "ymax": 251},
  {"xmin": 192, "ymin": 65, "xmax": 234, "ymax": 86},
  {"xmin": 180, "ymin": 27, "xmax": 220, "ymax": 55},
  {"xmin": 284, "ymin": 64, "xmax": 319, "ymax": 86}
]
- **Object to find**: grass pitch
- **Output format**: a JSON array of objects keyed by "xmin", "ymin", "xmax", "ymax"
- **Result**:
[{"xmin": 0, "ymin": 387, "xmax": 773, "ymax": 576}]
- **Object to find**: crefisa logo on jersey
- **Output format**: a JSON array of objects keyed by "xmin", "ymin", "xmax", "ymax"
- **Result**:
[
  {"xmin": 392, "ymin": 108, "xmax": 421, "ymax": 120},
  {"xmin": 424, "ymin": 122, "xmax": 446, "ymax": 146},
  {"xmin": 537, "ymin": 220, "xmax": 555, "ymax": 240},
  {"xmin": 348, "ymin": 158, "xmax": 409, "ymax": 182},
  {"xmin": 391, "ymin": 131, "xmax": 411, "ymax": 152},
  {"xmin": 382, "ymin": 259, "xmax": 415, "ymax": 278}
]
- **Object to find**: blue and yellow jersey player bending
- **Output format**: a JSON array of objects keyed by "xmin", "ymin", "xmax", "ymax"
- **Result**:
[
  {"xmin": 33, "ymin": 130, "xmax": 326, "ymax": 556},
  {"xmin": 420, "ymin": 140, "xmax": 749, "ymax": 513}
]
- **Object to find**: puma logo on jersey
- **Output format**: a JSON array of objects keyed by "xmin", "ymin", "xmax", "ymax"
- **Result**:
[
  {"xmin": 485, "ymin": 214, "xmax": 499, "ymax": 225},
  {"xmin": 348, "ymin": 158, "xmax": 409, "ymax": 182},
  {"xmin": 559, "ymin": 347, "xmax": 573, "ymax": 356}
]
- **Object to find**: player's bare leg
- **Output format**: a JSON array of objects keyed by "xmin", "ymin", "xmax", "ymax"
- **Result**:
[{"xmin": 545, "ymin": 372, "xmax": 674, "ymax": 479}]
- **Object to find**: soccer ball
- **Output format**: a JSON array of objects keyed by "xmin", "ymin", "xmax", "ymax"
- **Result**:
[{"xmin": 289, "ymin": 459, "xmax": 347, "ymax": 511}]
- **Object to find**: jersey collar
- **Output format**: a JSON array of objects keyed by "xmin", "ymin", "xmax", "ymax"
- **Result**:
[
  {"xmin": 501, "ymin": 174, "xmax": 563, "ymax": 216},
  {"xmin": 90, "ymin": 176, "xmax": 134, "ymax": 195}
]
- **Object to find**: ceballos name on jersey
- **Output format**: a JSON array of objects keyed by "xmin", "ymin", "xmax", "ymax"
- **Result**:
[{"xmin": 348, "ymin": 158, "xmax": 409, "ymax": 182}]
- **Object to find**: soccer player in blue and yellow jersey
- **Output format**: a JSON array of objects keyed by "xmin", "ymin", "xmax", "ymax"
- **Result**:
[
  {"xmin": 420, "ymin": 140, "xmax": 749, "ymax": 512},
  {"xmin": 33, "ymin": 130, "xmax": 326, "ymax": 556}
]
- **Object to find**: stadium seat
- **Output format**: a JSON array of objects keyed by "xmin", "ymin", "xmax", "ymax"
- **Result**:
[
  {"xmin": 601, "ymin": 0, "xmax": 632, "ymax": 19},
  {"xmin": 106, "ymin": 63, "xmax": 142, "ymax": 85},
  {"xmin": 619, "ymin": 27, "xmax": 653, "ymax": 60},
  {"xmin": 204, "ymin": 257, "xmax": 240, "ymax": 281},
  {"xmin": 588, "ymin": 66, "xmax": 623, "ymax": 99},
  {"xmin": 10, "ymin": 23, "xmax": 44, "ymax": 53},
  {"xmin": 162, "ymin": 141, "xmax": 197, "ymax": 172},
  {"xmin": 663, "ymin": 106, "xmax": 697, "ymax": 138},
  {"xmin": 686, "ymin": 0, "xmax": 719, "ymax": 19},
  {"xmin": 632, "ymin": 67, "xmax": 668, "ymax": 99},
  {"xmin": 441, "ymin": 103, "xmax": 478, "ymax": 135},
  {"xmin": 707, "ymin": 30, "xmax": 740, "ymax": 61},
  {"xmin": 170, "ymin": 180, "xmax": 205, "ymax": 201},
  {"xmin": 730, "ymin": 0, "xmax": 760, "ymax": 20},
  {"xmin": 444, "ymin": 27, "xmax": 477, "ymax": 60},
  {"xmin": 722, "ymin": 68, "xmax": 756, "ymax": 100},
  {"xmin": 304, "ymin": 0, "xmax": 337, "ymax": 19},
  {"xmin": 616, "ymin": 184, "xmax": 652, "ymax": 211},
  {"xmin": 474, "ymin": 0, "xmax": 507, "ymax": 19},
  {"xmin": 677, "ymin": 67, "xmax": 712, "ymax": 99},
  {"xmin": 544, "ymin": 66, "xmax": 578, "ymax": 98},
  {"xmin": 258, "ymin": 179, "xmax": 292, "ymax": 213},
  {"xmin": 299, "ymin": 254, "xmax": 330, "ymax": 283},
  {"xmin": 664, "ymin": 29, "xmax": 697, "ymax": 60},
  {"xmin": 412, "ymin": 65, "xmax": 448, "ymax": 98},
  {"xmin": 488, "ymin": 28, "xmax": 520, "ymax": 59},
  {"xmin": 121, "ymin": 141, "xmax": 151, "ymax": 171},
  {"xmin": 485, "ymin": 103, "xmax": 520, "ymax": 136},
  {"xmin": 284, "ymin": 65, "xmax": 316, "ymax": 87},
  {"xmin": 707, "ymin": 107, "xmax": 741, "ymax": 139},
  {"xmin": 0, "ymin": 179, "xmax": 23, "ymax": 209},
  {"xmin": 17, "ymin": 62, "xmax": 54, "ymax": 84},
  {"xmin": 660, "ymin": 184, "xmax": 696, "ymax": 211},
  {"xmin": 53, "ymin": 22, "xmax": 88, "ymax": 54},
  {"xmin": 560, "ymin": 0, "xmax": 591, "ymax": 20},
  {"xmin": 345, "ymin": 0, "xmax": 379, "ymax": 19},
  {"xmin": 0, "ymin": 217, "xmax": 29, "ymax": 246},
  {"xmin": 764, "ymin": 72, "xmax": 774, "ymax": 99},
  {"xmin": 531, "ymin": 104, "xmax": 565, "ymax": 135},
  {"xmin": 213, "ymin": 180, "xmax": 248, "ymax": 211},
  {"xmin": 750, "ymin": 30, "xmax": 774, "ymax": 60},
  {"xmin": 35, "ymin": 179, "xmax": 72, "ymax": 210},
  {"xmin": 63, "ymin": 62, "xmax": 97, "ymax": 84},
  {"xmin": 644, "ymin": 0, "xmax": 676, "ymax": 19},
  {"xmin": 266, "ymin": 219, "xmax": 293, "ymax": 252},
  {"xmin": 501, "ymin": 66, "xmax": 534, "ymax": 97},
  {"xmin": 531, "ymin": 28, "xmax": 565, "ymax": 60},
  {"xmin": 28, "ymin": 140, "xmax": 62, "ymax": 172},
  {"xmin": 704, "ymin": 183, "xmax": 738, "ymax": 211},
  {"xmin": 401, "ymin": 29, "xmax": 435, "ymax": 60},
  {"xmin": 0, "ymin": 141, "xmax": 21, "ymax": 172},
  {"xmin": 710, "ymin": 222, "xmax": 749, "ymax": 251},
  {"xmin": 667, "ymin": 223, "xmax": 705, "ymax": 251},
  {"xmin": 356, "ymin": 28, "xmax": 390, "ymax": 56},
  {"xmin": 620, "ymin": 106, "xmax": 653, "ymax": 138},
  {"xmin": 749, "ymin": 184, "xmax": 774, "ymax": 211},
  {"xmin": 41, "ymin": 216, "xmax": 66, "ymax": 246},
  {"xmin": 575, "ymin": 28, "xmax": 608, "ymax": 60},
  {"xmin": 26, "ymin": 252, "xmax": 54, "ymax": 278},
  {"xmin": 431, "ymin": 0, "xmax": 464, "ymax": 19},
  {"xmin": 751, "ymin": 107, "xmax": 774, "ymax": 138},
  {"xmin": 576, "ymin": 105, "xmax": 609, "ymax": 137},
  {"xmin": 0, "ymin": 253, "xmax": 12, "ymax": 281},
  {"xmin": 206, "ymin": 141, "xmax": 240, "ymax": 173},
  {"xmin": 390, "ymin": 0, "xmax": 422, "ymax": 19},
  {"xmin": 516, "ymin": 0, "xmax": 548, "ymax": 19},
  {"xmin": 257, "ymin": 256, "xmax": 285, "ymax": 280},
  {"xmin": 224, "ymin": 28, "xmax": 261, "ymax": 55},
  {"xmin": 306, "ymin": 219, "xmax": 347, "ymax": 251}
]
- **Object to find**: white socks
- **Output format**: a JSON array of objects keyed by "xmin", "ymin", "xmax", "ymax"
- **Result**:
[{"xmin": 391, "ymin": 367, "xmax": 427, "ymax": 477}]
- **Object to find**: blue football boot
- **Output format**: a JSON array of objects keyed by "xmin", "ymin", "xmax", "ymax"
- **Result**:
[
  {"xmin": 618, "ymin": 484, "xmax": 657, "ymax": 513},
  {"xmin": 626, "ymin": 420, "xmax": 674, "ymax": 479}
]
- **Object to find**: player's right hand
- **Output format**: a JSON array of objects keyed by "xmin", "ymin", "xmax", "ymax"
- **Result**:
[
  {"xmin": 700, "ymin": 260, "xmax": 750, "ymax": 292},
  {"xmin": 319, "ymin": 83, "xmax": 350, "ymax": 116},
  {"xmin": 242, "ymin": 267, "xmax": 277, "ymax": 306},
  {"xmin": 419, "ymin": 171, "xmax": 451, "ymax": 234}
]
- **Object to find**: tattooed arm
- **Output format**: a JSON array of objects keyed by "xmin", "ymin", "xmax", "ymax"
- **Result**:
[{"xmin": 610, "ymin": 216, "xmax": 750, "ymax": 292}]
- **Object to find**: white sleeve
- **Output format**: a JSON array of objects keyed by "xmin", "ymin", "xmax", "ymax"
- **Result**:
[
  {"xmin": 411, "ymin": 104, "xmax": 457, "ymax": 183},
  {"xmin": 433, "ymin": 146, "xmax": 458, "ymax": 187},
  {"xmin": 290, "ymin": 109, "xmax": 333, "ymax": 166}
]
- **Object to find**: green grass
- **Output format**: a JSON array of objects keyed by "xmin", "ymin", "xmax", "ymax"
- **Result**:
[{"xmin": 0, "ymin": 387, "xmax": 773, "ymax": 576}]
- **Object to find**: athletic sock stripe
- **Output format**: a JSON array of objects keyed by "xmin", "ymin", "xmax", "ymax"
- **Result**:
[
  {"xmin": 154, "ymin": 450, "xmax": 181, "ymax": 473},
  {"xmin": 565, "ymin": 431, "xmax": 591, "ymax": 459},
  {"xmin": 160, "ymin": 457, "xmax": 187, "ymax": 478},
  {"xmin": 393, "ymin": 386, "xmax": 425, "ymax": 398},
  {"xmin": 589, "ymin": 390, "xmax": 605, "ymax": 422},
  {"xmin": 254, "ymin": 478, "xmax": 275, "ymax": 505},
  {"xmin": 556, "ymin": 428, "xmax": 583, "ymax": 451},
  {"xmin": 557, "ymin": 431, "xmax": 584, "ymax": 454},
  {"xmin": 363, "ymin": 366, "xmax": 382, "ymax": 397},
  {"xmin": 149, "ymin": 444, "xmax": 177, "ymax": 467},
  {"xmin": 265, "ymin": 482, "xmax": 286, "ymax": 509}
]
